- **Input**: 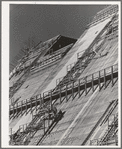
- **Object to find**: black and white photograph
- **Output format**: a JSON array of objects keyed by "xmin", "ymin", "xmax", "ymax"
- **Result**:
[{"xmin": 1, "ymin": 1, "xmax": 121, "ymax": 147}]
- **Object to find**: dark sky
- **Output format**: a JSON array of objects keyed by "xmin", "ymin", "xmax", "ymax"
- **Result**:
[{"xmin": 10, "ymin": 4, "xmax": 109, "ymax": 69}]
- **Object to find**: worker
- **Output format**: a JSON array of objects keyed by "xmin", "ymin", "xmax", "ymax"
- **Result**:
[
  {"xmin": 52, "ymin": 106, "xmax": 57, "ymax": 116},
  {"xmin": 48, "ymin": 106, "xmax": 57, "ymax": 119}
]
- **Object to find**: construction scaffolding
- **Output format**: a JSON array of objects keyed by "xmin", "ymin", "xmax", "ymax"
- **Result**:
[
  {"xmin": 55, "ymin": 13, "xmax": 118, "ymax": 92},
  {"xmin": 9, "ymin": 102, "xmax": 64, "ymax": 145},
  {"xmin": 82, "ymin": 99, "xmax": 118, "ymax": 145},
  {"xmin": 9, "ymin": 36, "xmax": 61, "ymax": 100},
  {"xmin": 9, "ymin": 5, "xmax": 119, "ymax": 146},
  {"xmin": 90, "ymin": 113, "xmax": 118, "ymax": 146},
  {"xmin": 9, "ymin": 63, "xmax": 118, "ymax": 118}
]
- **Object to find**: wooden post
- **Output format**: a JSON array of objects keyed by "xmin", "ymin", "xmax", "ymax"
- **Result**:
[
  {"xmin": 65, "ymin": 84, "xmax": 68, "ymax": 102},
  {"xmin": 78, "ymin": 79, "xmax": 80, "ymax": 97},
  {"xmin": 59, "ymin": 86, "xmax": 61, "ymax": 104},
  {"xmin": 99, "ymin": 71, "xmax": 101, "ymax": 90},
  {"xmin": 23, "ymin": 124, "xmax": 24, "ymax": 132},
  {"xmin": 104, "ymin": 69, "xmax": 106, "ymax": 88},
  {"xmin": 48, "ymin": 108, "xmax": 50, "ymax": 128},
  {"xmin": 32, "ymin": 108, "xmax": 33, "ymax": 120},
  {"xmin": 44, "ymin": 112, "xmax": 45, "ymax": 134},
  {"xmin": 30, "ymin": 98, "xmax": 32, "ymax": 114},
  {"xmin": 26, "ymin": 99, "xmax": 27, "ymax": 114},
  {"xmin": 40, "ymin": 94, "xmax": 41, "ymax": 108},
  {"xmin": 9, "ymin": 105, "xmax": 11, "ymax": 119},
  {"xmin": 13, "ymin": 105, "xmax": 14, "ymax": 117},
  {"xmin": 10, "ymin": 128, "xmax": 13, "ymax": 142},
  {"xmin": 43, "ymin": 93, "xmax": 45, "ymax": 108},
  {"xmin": 92, "ymin": 74, "xmax": 94, "ymax": 92},
  {"xmin": 79, "ymin": 59, "xmax": 82, "ymax": 70},
  {"xmin": 113, "ymin": 114, "xmax": 115, "ymax": 134},
  {"xmin": 11, "ymin": 98, "xmax": 12, "ymax": 105},
  {"xmin": 85, "ymin": 77, "xmax": 87, "ymax": 95},
  {"xmin": 21, "ymin": 101, "xmax": 23, "ymax": 116},
  {"xmin": 108, "ymin": 115, "xmax": 109, "ymax": 129},
  {"xmin": 26, "ymin": 123, "xmax": 28, "ymax": 132},
  {"xmin": 35, "ymin": 96, "xmax": 37, "ymax": 114},
  {"xmin": 70, "ymin": 66, "xmax": 71, "ymax": 78},
  {"xmin": 16, "ymin": 103, "xmax": 18, "ymax": 116},
  {"xmin": 72, "ymin": 81, "xmax": 74, "ymax": 100},
  {"xmin": 50, "ymin": 90, "xmax": 52, "ymax": 110},
  {"xmin": 74, "ymin": 63, "xmax": 76, "ymax": 73},
  {"xmin": 111, "ymin": 66, "xmax": 113, "ymax": 86}
]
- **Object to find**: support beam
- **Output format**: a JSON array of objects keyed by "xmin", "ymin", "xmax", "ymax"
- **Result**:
[
  {"xmin": 16, "ymin": 102, "xmax": 18, "ymax": 116},
  {"xmin": 39, "ymin": 94, "xmax": 42, "ymax": 108},
  {"xmin": 72, "ymin": 81, "xmax": 74, "ymax": 100},
  {"xmin": 65, "ymin": 84, "xmax": 68, "ymax": 102},
  {"xmin": 23, "ymin": 124, "xmax": 24, "ymax": 132},
  {"xmin": 44, "ymin": 112, "xmax": 45, "ymax": 134},
  {"xmin": 30, "ymin": 98, "xmax": 32, "ymax": 113},
  {"xmin": 21, "ymin": 101, "xmax": 23, "ymax": 116},
  {"xmin": 98, "ymin": 71, "xmax": 101, "ymax": 90},
  {"xmin": 35, "ymin": 96, "xmax": 37, "ymax": 114},
  {"xmin": 10, "ymin": 128, "xmax": 13, "ymax": 142},
  {"xmin": 50, "ymin": 90, "xmax": 52, "ymax": 110},
  {"xmin": 59, "ymin": 86, "xmax": 61, "ymax": 104},
  {"xmin": 78, "ymin": 79, "xmax": 80, "ymax": 97},
  {"xmin": 85, "ymin": 77, "xmax": 87, "ymax": 95},
  {"xmin": 13, "ymin": 105, "xmax": 14, "ymax": 117},
  {"xmin": 111, "ymin": 66, "xmax": 113, "ymax": 86},
  {"xmin": 43, "ymin": 93, "xmax": 44, "ymax": 108},
  {"xmin": 26, "ymin": 99, "xmax": 27, "ymax": 114},
  {"xmin": 92, "ymin": 74, "xmax": 94, "ymax": 92},
  {"xmin": 26, "ymin": 123, "xmax": 28, "ymax": 133},
  {"xmin": 48, "ymin": 108, "xmax": 50, "ymax": 127},
  {"xmin": 104, "ymin": 69, "xmax": 106, "ymax": 88}
]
